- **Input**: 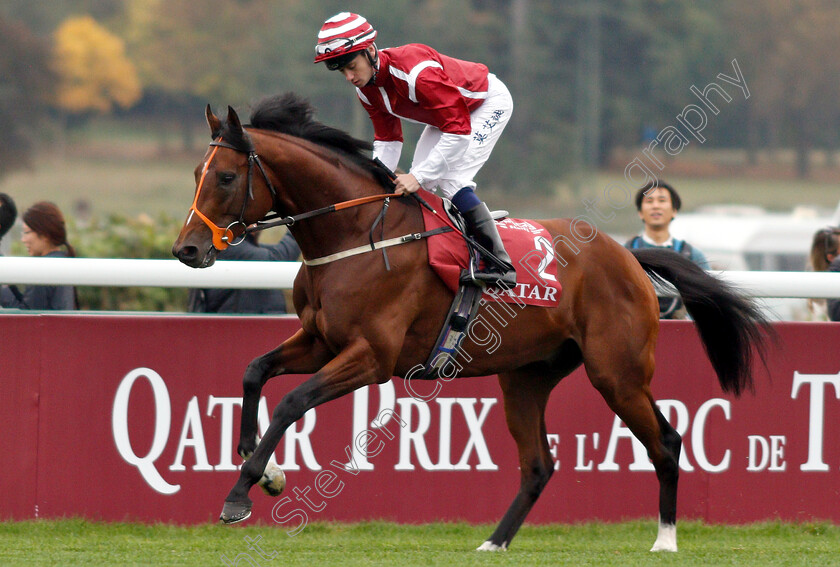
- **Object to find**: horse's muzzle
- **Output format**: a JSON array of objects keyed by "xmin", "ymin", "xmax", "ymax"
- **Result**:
[{"xmin": 172, "ymin": 243, "xmax": 216, "ymax": 268}]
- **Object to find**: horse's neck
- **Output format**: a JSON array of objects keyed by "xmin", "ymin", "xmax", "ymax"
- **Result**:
[
  {"xmin": 263, "ymin": 133, "xmax": 375, "ymax": 208},
  {"xmin": 262, "ymin": 134, "xmax": 399, "ymax": 258}
]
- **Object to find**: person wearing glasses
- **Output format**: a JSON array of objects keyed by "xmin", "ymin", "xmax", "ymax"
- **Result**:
[
  {"xmin": 808, "ymin": 227, "xmax": 840, "ymax": 321},
  {"xmin": 313, "ymin": 12, "xmax": 516, "ymax": 287}
]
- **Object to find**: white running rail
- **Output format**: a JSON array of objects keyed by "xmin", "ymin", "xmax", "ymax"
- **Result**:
[{"xmin": 1, "ymin": 257, "xmax": 840, "ymax": 297}]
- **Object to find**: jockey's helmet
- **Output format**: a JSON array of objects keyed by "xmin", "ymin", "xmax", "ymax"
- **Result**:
[{"xmin": 314, "ymin": 12, "xmax": 377, "ymax": 70}]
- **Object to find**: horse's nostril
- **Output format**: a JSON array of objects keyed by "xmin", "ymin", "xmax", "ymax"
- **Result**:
[{"xmin": 174, "ymin": 245, "xmax": 199, "ymax": 264}]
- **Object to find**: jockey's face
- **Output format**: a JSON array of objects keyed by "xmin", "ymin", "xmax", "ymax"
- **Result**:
[
  {"xmin": 638, "ymin": 187, "xmax": 676, "ymax": 230},
  {"xmin": 338, "ymin": 47, "xmax": 376, "ymax": 88}
]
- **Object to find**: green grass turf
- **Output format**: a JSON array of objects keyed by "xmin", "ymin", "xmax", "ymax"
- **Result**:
[{"xmin": 0, "ymin": 519, "xmax": 837, "ymax": 566}]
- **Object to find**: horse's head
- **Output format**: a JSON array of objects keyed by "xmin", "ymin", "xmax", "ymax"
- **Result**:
[{"xmin": 172, "ymin": 105, "xmax": 276, "ymax": 268}]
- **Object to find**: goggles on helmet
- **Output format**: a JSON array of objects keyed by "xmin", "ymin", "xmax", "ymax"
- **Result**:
[{"xmin": 314, "ymin": 12, "xmax": 377, "ymax": 66}]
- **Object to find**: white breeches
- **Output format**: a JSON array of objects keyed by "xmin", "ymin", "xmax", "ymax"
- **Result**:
[{"xmin": 411, "ymin": 74, "xmax": 513, "ymax": 198}]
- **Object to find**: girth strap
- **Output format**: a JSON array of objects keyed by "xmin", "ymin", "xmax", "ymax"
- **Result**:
[{"xmin": 303, "ymin": 226, "xmax": 453, "ymax": 267}]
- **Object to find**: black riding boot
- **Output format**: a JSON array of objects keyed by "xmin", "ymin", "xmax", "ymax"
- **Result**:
[{"xmin": 462, "ymin": 203, "xmax": 517, "ymax": 287}]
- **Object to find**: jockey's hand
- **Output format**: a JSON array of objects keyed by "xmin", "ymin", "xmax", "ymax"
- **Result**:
[{"xmin": 394, "ymin": 173, "xmax": 421, "ymax": 195}]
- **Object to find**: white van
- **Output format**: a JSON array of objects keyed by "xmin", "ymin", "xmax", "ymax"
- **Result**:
[
  {"xmin": 670, "ymin": 205, "xmax": 833, "ymax": 271},
  {"xmin": 668, "ymin": 205, "xmax": 835, "ymax": 320}
]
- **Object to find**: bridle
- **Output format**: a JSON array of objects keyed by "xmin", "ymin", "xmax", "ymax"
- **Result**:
[{"xmin": 187, "ymin": 137, "xmax": 277, "ymax": 250}]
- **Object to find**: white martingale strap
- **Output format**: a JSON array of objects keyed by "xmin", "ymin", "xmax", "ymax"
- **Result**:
[{"xmin": 303, "ymin": 232, "xmax": 426, "ymax": 267}]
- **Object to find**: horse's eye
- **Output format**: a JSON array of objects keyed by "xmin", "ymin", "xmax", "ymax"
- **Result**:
[{"xmin": 218, "ymin": 172, "xmax": 236, "ymax": 185}]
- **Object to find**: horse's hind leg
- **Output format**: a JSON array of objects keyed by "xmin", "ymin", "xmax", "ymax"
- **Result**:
[
  {"xmin": 238, "ymin": 329, "xmax": 332, "ymax": 459},
  {"xmin": 650, "ymin": 404, "xmax": 681, "ymax": 551},
  {"xmin": 479, "ymin": 367, "xmax": 559, "ymax": 551},
  {"xmin": 583, "ymin": 339, "xmax": 681, "ymax": 552}
]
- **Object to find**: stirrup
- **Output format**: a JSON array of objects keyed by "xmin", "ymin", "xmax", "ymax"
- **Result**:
[
  {"xmin": 458, "ymin": 261, "xmax": 516, "ymax": 289},
  {"xmin": 471, "ymin": 268, "xmax": 517, "ymax": 288}
]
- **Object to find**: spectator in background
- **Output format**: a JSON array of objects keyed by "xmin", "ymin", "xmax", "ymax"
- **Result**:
[
  {"xmin": 808, "ymin": 227, "xmax": 840, "ymax": 321},
  {"xmin": 0, "ymin": 201, "xmax": 77, "ymax": 310},
  {"xmin": 625, "ymin": 180, "xmax": 709, "ymax": 319},
  {"xmin": 188, "ymin": 230, "xmax": 300, "ymax": 314},
  {"xmin": 0, "ymin": 193, "xmax": 17, "ymax": 255}
]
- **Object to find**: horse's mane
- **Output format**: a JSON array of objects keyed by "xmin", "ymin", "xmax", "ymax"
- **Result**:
[{"xmin": 225, "ymin": 92, "xmax": 393, "ymax": 188}]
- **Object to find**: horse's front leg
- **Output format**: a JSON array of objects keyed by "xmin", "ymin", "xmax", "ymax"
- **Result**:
[
  {"xmin": 479, "ymin": 369, "xmax": 557, "ymax": 551},
  {"xmin": 221, "ymin": 337, "xmax": 389, "ymax": 524},
  {"xmin": 238, "ymin": 329, "xmax": 332, "ymax": 460}
]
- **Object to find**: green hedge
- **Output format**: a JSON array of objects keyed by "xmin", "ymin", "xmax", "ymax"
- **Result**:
[{"xmin": 13, "ymin": 213, "xmax": 189, "ymax": 311}]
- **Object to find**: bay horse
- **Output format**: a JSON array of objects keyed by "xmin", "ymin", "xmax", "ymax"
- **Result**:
[{"xmin": 172, "ymin": 93, "xmax": 768, "ymax": 552}]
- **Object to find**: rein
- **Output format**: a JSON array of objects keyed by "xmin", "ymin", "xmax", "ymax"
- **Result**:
[
  {"xmin": 249, "ymin": 191, "xmax": 454, "ymax": 267},
  {"xmin": 246, "ymin": 193, "xmax": 395, "ymax": 232}
]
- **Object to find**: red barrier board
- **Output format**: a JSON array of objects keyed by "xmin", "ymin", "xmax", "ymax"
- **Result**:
[{"xmin": 1, "ymin": 313, "xmax": 839, "ymax": 526}]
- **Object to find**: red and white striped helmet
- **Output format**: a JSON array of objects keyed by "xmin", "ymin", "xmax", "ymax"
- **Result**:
[{"xmin": 314, "ymin": 12, "xmax": 377, "ymax": 65}]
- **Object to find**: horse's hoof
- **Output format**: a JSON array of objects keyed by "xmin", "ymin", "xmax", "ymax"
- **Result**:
[
  {"xmin": 237, "ymin": 444, "xmax": 255, "ymax": 461},
  {"xmin": 650, "ymin": 523, "xmax": 678, "ymax": 552},
  {"xmin": 220, "ymin": 500, "xmax": 252, "ymax": 524},
  {"xmin": 259, "ymin": 463, "xmax": 286, "ymax": 497},
  {"xmin": 476, "ymin": 540, "xmax": 507, "ymax": 551}
]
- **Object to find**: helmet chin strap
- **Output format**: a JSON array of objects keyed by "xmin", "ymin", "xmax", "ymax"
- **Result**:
[{"xmin": 365, "ymin": 45, "xmax": 380, "ymax": 85}]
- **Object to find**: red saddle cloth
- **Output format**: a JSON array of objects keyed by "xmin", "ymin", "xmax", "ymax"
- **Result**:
[{"xmin": 420, "ymin": 192, "xmax": 562, "ymax": 307}]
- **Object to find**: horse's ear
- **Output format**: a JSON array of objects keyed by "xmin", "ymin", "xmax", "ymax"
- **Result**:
[
  {"xmin": 206, "ymin": 104, "xmax": 222, "ymax": 139},
  {"xmin": 226, "ymin": 105, "xmax": 244, "ymax": 135}
]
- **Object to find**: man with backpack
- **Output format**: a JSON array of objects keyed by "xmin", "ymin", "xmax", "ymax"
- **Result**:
[{"xmin": 625, "ymin": 181, "xmax": 709, "ymax": 319}]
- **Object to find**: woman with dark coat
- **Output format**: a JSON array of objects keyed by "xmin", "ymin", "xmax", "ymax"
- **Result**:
[{"xmin": 1, "ymin": 201, "xmax": 77, "ymax": 310}]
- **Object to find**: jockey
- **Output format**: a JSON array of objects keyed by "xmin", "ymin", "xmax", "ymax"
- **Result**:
[{"xmin": 314, "ymin": 12, "xmax": 516, "ymax": 287}]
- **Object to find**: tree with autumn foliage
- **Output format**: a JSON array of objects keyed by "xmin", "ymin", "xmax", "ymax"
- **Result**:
[{"xmin": 52, "ymin": 15, "xmax": 142, "ymax": 116}]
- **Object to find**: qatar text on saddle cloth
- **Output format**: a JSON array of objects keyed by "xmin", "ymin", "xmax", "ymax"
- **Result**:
[{"xmin": 422, "ymin": 193, "xmax": 561, "ymax": 307}]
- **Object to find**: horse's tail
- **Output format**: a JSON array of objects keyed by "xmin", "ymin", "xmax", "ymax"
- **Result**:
[{"xmin": 631, "ymin": 248, "xmax": 772, "ymax": 397}]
